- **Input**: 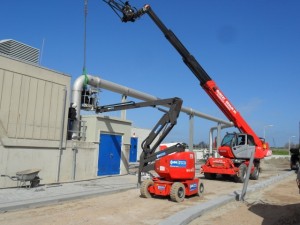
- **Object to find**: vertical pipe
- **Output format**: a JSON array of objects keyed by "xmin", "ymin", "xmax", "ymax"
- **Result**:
[
  {"xmin": 209, "ymin": 123, "xmax": 233, "ymax": 157},
  {"xmin": 57, "ymin": 87, "xmax": 67, "ymax": 183},
  {"xmin": 121, "ymin": 94, "xmax": 127, "ymax": 120},
  {"xmin": 189, "ymin": 114, "xmax": 194, "ymax": 151},
  {"xmin": 217, "ymin": 123, "xmax": 222, "ymax": 149},
  {"xmin": 209, "ymin": 128, "xmax": 213, "ymax": 155},
  {"xmin": 72, "ymin": 146, "xmax": 77, "ymax": 181}
]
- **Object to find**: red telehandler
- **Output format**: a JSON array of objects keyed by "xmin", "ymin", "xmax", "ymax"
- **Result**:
[{"xmin": 103, "ymin": 0, "xmax": 272, "ymax": 183}]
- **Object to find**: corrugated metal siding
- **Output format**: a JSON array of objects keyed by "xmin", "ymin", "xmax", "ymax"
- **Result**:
[
  {"xmin": 0, "ymin": 69, "xmax": 66, "ymax": 141},
  {"xmin": 0, "ymin": 39, "xmax": 39, "ymax": 64}
]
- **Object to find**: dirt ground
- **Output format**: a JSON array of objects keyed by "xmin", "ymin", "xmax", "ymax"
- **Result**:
[
  {"xmin": 0, "ymin": 157, "xmax": 298, "ymax": 225},
  {"xmin": 190, "ymin": 172, "xmax": 300, "ymax": 225}
]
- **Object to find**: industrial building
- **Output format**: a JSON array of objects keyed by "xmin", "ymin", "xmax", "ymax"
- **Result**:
[{"xmin": 0, "ymin": 40, "xmax": 148, "ymax": 188}]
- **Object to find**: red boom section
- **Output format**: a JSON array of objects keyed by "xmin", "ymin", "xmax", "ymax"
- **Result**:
[{"xmin": 202, "ymin": 80, "xmax": 268, "ymax": 159}]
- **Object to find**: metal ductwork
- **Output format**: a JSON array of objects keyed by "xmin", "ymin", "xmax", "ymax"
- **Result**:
[
  {"xmin": 0, "ymin": 39, "xmax": 39, "ymax": 64},
  {"xmin": 71, "ymin": 74, "xmax": 233, "ymax": 140}
]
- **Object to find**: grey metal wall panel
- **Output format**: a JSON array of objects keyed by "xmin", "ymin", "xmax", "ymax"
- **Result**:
[
  {"xmin": 0, "ymin": 54, "xmax": 70, "ymax": 145},
  {"xmin": 33, "ymin": 80, "xmax": 46, "ymax": 139},
  {"xmin": 16, "ymin": 76, "xmax": 30, "ymax": 138},
  {"xmin": 48, "ymin": 84, "xmax": 59, "ymax": 140},
  {"xmin": 41, "ymin": 82, "xmax": 51, "ymax": 140},
  {"xmin": 0, "ymin": 69, "xmax": 4, "ymax": 123},
  {"xmin": 7, "ymin": 73, "xmax": 22, "ymax": 138},
  {"xmin": 0, "ymin": 69, "xmax": 3, "ymax": 105},
  {"xmin": 24, "ymin": 77, "xmax": 38, "ymax": 139},
  {"xmin": 0, "ymin": 71, "xmax": 13, "ymax": 131},
  {"xmin": 54, "ymin": 88, "xmax": 64, "ymax": 140}
]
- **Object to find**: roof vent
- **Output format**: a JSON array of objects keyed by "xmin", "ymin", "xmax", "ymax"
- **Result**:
[{"xmin": 0, "ymin": 39, "xmax": 40, "ymax": 64}]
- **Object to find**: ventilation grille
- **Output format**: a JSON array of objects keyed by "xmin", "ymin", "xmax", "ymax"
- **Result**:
[{"xmin": 0, "ymin": 39, "xmax": 39, "ymax": 64}]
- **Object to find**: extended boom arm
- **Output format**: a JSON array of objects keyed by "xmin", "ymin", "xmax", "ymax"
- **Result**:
[
  {"xmin": 96, "ymin": 97, "xmax": 185, "ymax": 183},
  {"xmin": 103, "ymin": 1, "xmax": 268, "ymax": 158}
]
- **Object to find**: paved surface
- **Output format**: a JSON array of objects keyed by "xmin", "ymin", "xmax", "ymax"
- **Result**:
[
  {"xmin": 0, "ymin": 162, "xmax": 294, "ymax": 225},
  {"xmin": 0, "ymin": 174, "xmax": 138, "ymax": 212}
]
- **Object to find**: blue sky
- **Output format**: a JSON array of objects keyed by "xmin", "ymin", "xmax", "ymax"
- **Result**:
[{"xmin": 2, "ymin": 0, "xmax": 300, "ymax": 147}]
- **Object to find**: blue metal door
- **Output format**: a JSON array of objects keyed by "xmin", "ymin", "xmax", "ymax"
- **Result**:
[
  {"xmin": 98, "ymin": 134, "xmax": 121, "ymax": 176},
  {"xmin": 129, "ymin": 137, "xmax": 138, "ymax": 162}
]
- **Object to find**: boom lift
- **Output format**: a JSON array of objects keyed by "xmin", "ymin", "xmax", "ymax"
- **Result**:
[
  {"xmin": 96, "ymin": 97, "xmax": 204, "ymax": 202},
  {"xmin": 102, "ymin": 0, "xmax": 271, "ymax": 182}
]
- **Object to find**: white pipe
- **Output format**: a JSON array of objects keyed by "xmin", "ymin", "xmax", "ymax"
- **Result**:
[
  {"xmin": 71, "ymin": 74, "xmax": 233, "ymax": 139},
  {"xmin": 209, "ymin": 124, "xmax": 233, "ymax": 155}
]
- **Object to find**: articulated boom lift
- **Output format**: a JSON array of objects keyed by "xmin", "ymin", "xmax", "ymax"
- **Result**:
[
  {"xmin": 103, "ymin": 0, "xmax": 271, "ymax": 182},
  {"xmin": 96, "ymin": 97, "xmax": 204, "ymax": 202}
]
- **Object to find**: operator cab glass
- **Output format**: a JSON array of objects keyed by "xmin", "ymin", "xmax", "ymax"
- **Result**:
[
  {"xmin": 221, "ymin": 133, "xmax": 255, "ymax": 147},
  {"xmin": 221, "ymin": 133, "xmax": 236, "ymax": 147}
]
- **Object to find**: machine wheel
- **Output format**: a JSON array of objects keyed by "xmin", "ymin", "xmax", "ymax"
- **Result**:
[
  {"xmin": 204, "ymin": 173, "xmax": 217, "ymax": 180},
  {"xmin": 290, "ymin": 161, "xmax": 299, "ymax": 170},
  {"xmin": 30, "ymin": 176, "xmax": 40, "ymax": 188},
  {"xmin": 221, "ymin": 174, "xmax": 231, "ymax": 180},
  {"xmin": 197, "ymin": 180, "xmax": 204, "ymax": 197},
  {"xmin": 250, "ymin": 166, "xmax": 259, "ymax": 180},
  {"xmin": 140, "ymin": 179, "xmax": 154, "ymax": 198},
  {"xmin": 235, "ymin": 164, "xmax": 247, "ymax": 183},
  {"xmin": 170, "ymin": 182, "xmax": 185, "ymax": 202},
  {"xmin": 297, "ymin": 162, "xmax": 300, "ymax": 171}
]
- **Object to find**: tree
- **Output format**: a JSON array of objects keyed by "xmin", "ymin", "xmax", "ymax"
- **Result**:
[{"xmin": 194, "ymin": 141, "xmax": 208, "ymax": 149}]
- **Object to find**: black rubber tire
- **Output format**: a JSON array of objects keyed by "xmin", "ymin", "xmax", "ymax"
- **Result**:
[
  {"xmin": 140, "ymin": 179, "xmax": 154, "ymax": 198},
  {"xmin": 204, "ymin": 173, "xmax": 217, "ymax": 180},
  {"xmin": 291, "ymin": 163, "xmax": 298, "ymax": 171},
  {"xmin": 170, "ymin": 182, "xmax": 185, "ymax": 202},
  {"xmin": 30, "ymin": 176, "xmax": 40, "ymax": 188},
  {"xmin": 197, "ymin": 180, "xmax": 204, "ymax": 197},
  {"xmin": 250, "ymin": 166, "xmax": 259, "ymax": 180},
  {"xmin": 221, "ymin": 174, "xmax": 231, "ymax": 180},
  {"xmin": 235, "ymin": 164, "xmax": 247, "ymax": 183}
]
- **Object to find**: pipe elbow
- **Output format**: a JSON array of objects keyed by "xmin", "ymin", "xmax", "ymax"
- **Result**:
[{"xmin": 73, "ymin": 75, "xmax": 85, "ymax": 91}]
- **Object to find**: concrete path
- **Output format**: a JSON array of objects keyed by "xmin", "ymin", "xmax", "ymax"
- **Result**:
[{"xmin": 0, "ymin": 174, "xmax": 137, "ymax": 212}]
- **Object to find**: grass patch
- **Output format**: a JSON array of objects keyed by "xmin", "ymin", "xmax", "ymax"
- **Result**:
[{"xmin": 272, "ymin": 148, "xmax": 289, "ymax": 155}]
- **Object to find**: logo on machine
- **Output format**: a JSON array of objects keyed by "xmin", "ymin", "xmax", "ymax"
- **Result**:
[
  {"xmin": 190, "ymin": 183, "xmax": 197, "ymax": 191},
  {"xmin": 170, "ymin": 160, "xmax": 187, "ymax": 168},
  {"xmin": 158, "ymin": 185, "xmax": 166, "ymax": 190},
  {"xmin": 157, "ymin": 152, "xmax": 166, "ymax": 159},
  {"xmin": 216, "ymin": 89, "xmax": 236, "ymax": 114}
]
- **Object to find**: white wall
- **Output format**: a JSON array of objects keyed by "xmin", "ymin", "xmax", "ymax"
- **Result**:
[
  {"xmin": 0, "ymin": 141, "xmax": 98, "ymax": 188},
  {"xmin": 131, "ymin": 127, "xmax": 154, "ymax": 160}
]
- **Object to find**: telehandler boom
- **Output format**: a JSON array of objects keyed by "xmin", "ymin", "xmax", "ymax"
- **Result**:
[{"xmin": 102, "ymin": 0, "xmax": 271, "ymax": 182}]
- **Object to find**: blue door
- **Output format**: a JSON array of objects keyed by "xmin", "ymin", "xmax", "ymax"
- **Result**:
[
  {"xmin": 98, "ymin": 134, "xmax": 121, "ymax": 176},
  {"xmin": 129, "ymin": 137, "xmax": 138, "ymax": 162}
]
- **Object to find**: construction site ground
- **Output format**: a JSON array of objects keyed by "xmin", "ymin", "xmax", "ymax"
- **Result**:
[{"xmin": 0, "ymin": 157, "xmax": 298, "ymax": 225}]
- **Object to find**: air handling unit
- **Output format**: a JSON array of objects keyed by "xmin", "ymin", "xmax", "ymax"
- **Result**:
[{"xmin": 0, "ymin": 39, "xmax": 39, "ymax": 64}]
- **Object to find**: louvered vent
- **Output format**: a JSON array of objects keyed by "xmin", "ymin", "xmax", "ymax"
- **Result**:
[{"xmin": 0, "ymin": 39, "xmax": 39, "ymax": 64}]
